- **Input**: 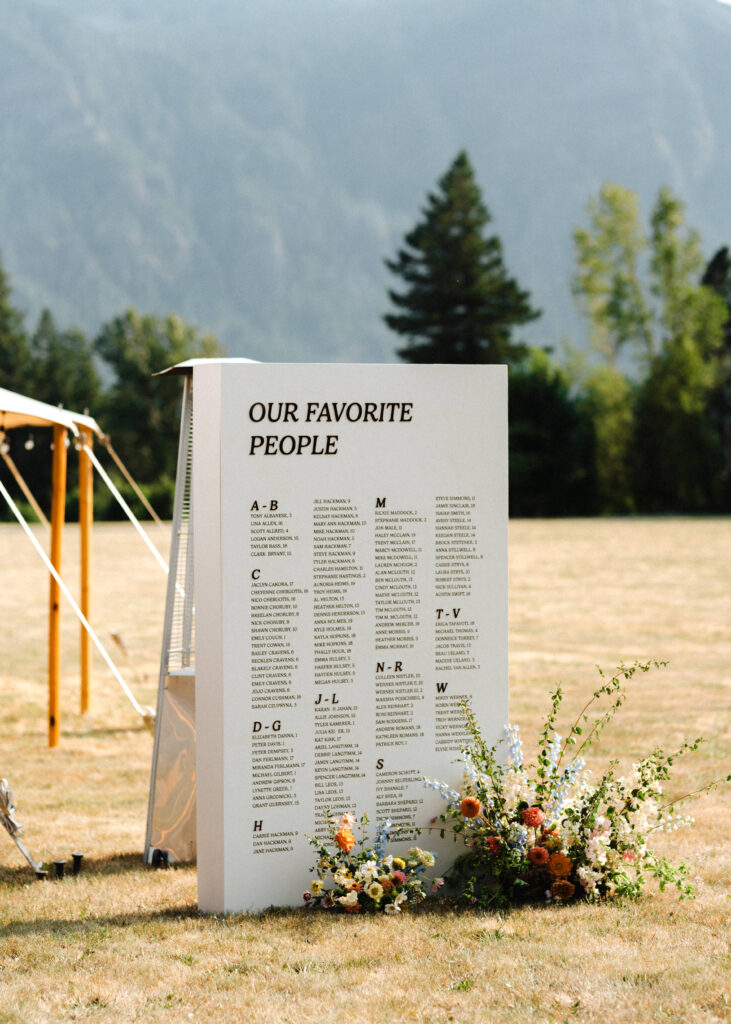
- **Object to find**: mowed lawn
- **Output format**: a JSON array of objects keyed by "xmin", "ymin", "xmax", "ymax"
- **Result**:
[{"xmin": 0, "ymin": 518, "xmax": 728, "ymax": 1024}]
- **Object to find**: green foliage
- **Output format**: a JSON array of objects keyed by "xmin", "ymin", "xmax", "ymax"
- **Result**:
[
  {"xmin": 385, "ymin": 151, "xmax": 540, "ymax": 365},
  {"xmin": 0, "ymin": 254, "xmax": 225, "ymax": 522},
  {"xmin": 573, "ymin": 183, "xmax": 729, "ymax": 513},
  {"xmin": 94, "ymin": 309, "xmax": 225, "ymax": 483},
  {"xmin": 572, "ymin": 184, "xmax": 652, "ymax": 366},
  {"xmin": 508, "ymin": 348, "xmax": 594, "ymax": 516},
  {"xmin": 0, "ymin": 252, "xmax": 31, "ymax": 393},
  {"xmin": 632, "ymin": 190, "xmax": 728, "ymax": 512},
  {"xmin": 700, "ymin": 246, "xmax": 731, "ymax": 507},
  {"xmin": 579, "ymin": 366, "xmax": 635, "ymax": 514},
  {"xmin": 28, "ymin": 309, "xmax": 101, "ymax": 413}
]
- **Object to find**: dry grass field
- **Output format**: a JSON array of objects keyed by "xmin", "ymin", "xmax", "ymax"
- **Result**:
[{"xmin": 0, "ymin": 518, "xmax": 729, "ymax": 1024}]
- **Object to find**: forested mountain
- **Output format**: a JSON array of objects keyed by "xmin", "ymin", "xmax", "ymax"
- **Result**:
[{"xmin": 1, "ymin": 0, "xmax": 730, "ymax": 362}]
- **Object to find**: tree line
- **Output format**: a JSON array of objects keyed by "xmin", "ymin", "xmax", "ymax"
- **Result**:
[
  {"xmin": 0, "ymin": 281, "xmax": 223, "ymax": 520},
  {"xmin": 384, "ymin": 153, "xmax": 730, "ymax": 515},
  {"xmin": 1, "ymin": 149, "xmax": 729, "ymax": 519}
]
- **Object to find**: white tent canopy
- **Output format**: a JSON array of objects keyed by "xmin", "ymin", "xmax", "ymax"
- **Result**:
[{"xmin": 0, "ymin": 387, "xmax": 100, "ymax": 436}]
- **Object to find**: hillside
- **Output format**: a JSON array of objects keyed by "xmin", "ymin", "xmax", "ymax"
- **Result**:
[{"xmin": 1, "ymin": 0, "xmax": 730, "ymax": 362}]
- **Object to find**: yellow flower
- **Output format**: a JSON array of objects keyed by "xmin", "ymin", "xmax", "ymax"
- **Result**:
[
  {"xmin": 310, "ymin": 880, "xmax": 323, "ymax": 896},
  {"xmin": 392, "ymin": 858, "xmax": 406, "ymax": 870}
]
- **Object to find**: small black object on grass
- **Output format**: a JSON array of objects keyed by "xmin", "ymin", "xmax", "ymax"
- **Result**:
[
  {"xmin": 151, "ymin": 849, "xmax": 169, "ymax": 869},
  {"xmin": 72, "ymin": 852, "xmax": 84, "ymax": 875},
  {"xmin": 54, "ymin": 859, "xmax": 66, "ymax": 880}
]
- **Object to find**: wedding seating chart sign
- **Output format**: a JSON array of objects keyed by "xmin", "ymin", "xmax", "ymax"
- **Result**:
[{"xmin": 193, "ymin": 362, "xmax": 508, "ymax": 913}]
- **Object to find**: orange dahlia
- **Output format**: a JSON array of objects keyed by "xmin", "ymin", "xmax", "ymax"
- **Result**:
[
  {"xmin": 527, "ymin": 845, "xmax": 549, "ymax": 866},
  {"xmin": 460, "ymin": 796, "xmax": 482, "ymax": 819},
  {"xmin": 333, "ymin": 827, "xmax": 355, "ymax": 852},
  {"xmin": 548, "ymin": 852, "xmax": 572, "ymax": 878},
  {"xmin": 521, "ymin": 806, "xmax": 544, "ymax": 828}
]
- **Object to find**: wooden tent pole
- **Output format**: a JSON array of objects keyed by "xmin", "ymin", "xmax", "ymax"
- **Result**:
[
  {"xmin": 48, "ymin": 425, "xmax": 68, "ymax": 747},
  {"xmin": 79, "ymin": 427, "xmax": 93, "ymax": 714}
]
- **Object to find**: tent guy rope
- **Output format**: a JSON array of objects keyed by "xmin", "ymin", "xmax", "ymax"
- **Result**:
[{"xmin": 0, "ymin": 474, "xmax": 154, "ymax": 725}]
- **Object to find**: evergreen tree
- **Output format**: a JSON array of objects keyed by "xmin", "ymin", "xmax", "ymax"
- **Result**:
[
  {"xmin": 0, "ymin": 252, "xmax": 31, "ymax": 393},
  {"xmin": 384, "ymin": 151, "xmax": 540, "ymax": 364},
  {"xmin": 509, "ymin": 348, "xmax": 594, "ymax": 516}
]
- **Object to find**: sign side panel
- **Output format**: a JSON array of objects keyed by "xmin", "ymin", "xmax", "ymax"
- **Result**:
[{"xmin": 193, "ymin": 364, "xmax": 226, "ymax": 912}]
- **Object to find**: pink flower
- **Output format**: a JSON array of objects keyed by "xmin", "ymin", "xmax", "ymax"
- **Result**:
[
  {"xmin": 622, "ymin": 849, "xmax": 638, "ymax": 863},
  {"xmin": 392, "ymin": 870, "xmax": 407, "ymax": 884},
  {"xmin": 431, "ymin": 877, "xmax": 445, "ymax": 893},
  {"xmin": 302, "ymin": 891, "xmax": 312, "ymax": 903}
]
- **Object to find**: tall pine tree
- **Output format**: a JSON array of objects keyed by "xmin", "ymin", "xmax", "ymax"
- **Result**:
[{"xmin": 384, "ymin": 151, "xmax": 539, "ymax": 364}]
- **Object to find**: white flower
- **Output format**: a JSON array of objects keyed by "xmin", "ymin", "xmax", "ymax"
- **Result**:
[
  {"xmin": 394, "ymin": 891, "xmax": 408, "ymax": 907},
  {"xmin": 384, "ymin": 903, "xmax": 400, "ymax": 914},
  {"xmin": 360, "ymin": 859, "xmax": 379, "ymax": 883},
  {"xmin": 501, "ymin": 767, "xmax": 535, "ymax": 812},
  {"xmin": 367, "ymin": 882, "xmax": 384, "ymax": 900},
  {"xmin": 419, "ymin": 851, "xmax": 436, "ymax": 868},
  {"xmin": 577, "ymin": 866, "xmax": 600, "ymax": 893},
  {"xmin": 337, "ymin": 890, "xmax": 359, "ymax": 907}
]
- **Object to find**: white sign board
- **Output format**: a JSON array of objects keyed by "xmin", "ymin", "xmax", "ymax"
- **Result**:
[{"xmin": 193, "ymin": 362, "xmax": 508, "ymax": 913}]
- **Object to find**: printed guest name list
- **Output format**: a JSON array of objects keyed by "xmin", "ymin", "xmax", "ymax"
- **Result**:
[{"xmin": 193, "ymin": 362, "xmax": 508, "ymax": 914}]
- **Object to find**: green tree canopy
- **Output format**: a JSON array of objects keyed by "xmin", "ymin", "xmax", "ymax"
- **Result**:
[
  {"xmin": 384, "ymin": 151, "xmax": 540, "ymax": 364},
  {"xmin": 95, "ymin": 309, "xmax": 225, "ymax": 484},
  {"xmin": 573, "ymin": 183, "xmax": 729, "ymax": 512},
  {"xmin": 572, "ymin": 184, "xmax": 652, "ymax": 367},
  {"xmin": 28, "ymin": 308, "xmax": 101, "ymax": 413},
  {"xmin": 509, "ymin": 348, "xmax": 594, "ymax": 516},
  {"xmin": 701, "ymin": 246, "xmax": 731, "ymax": 505},
  {"xmin": 0, "ymin": 252, "xmax": 31, "ymax": 393}
]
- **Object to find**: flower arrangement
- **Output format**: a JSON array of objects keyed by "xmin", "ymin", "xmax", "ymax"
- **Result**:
[
  {"xmin": 303, "ymin": 812, "xmax": 442, "ymax": 914},
  {"xmin": 425, "ymin": 661, "xmax": 730, "ymax": 909}
]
